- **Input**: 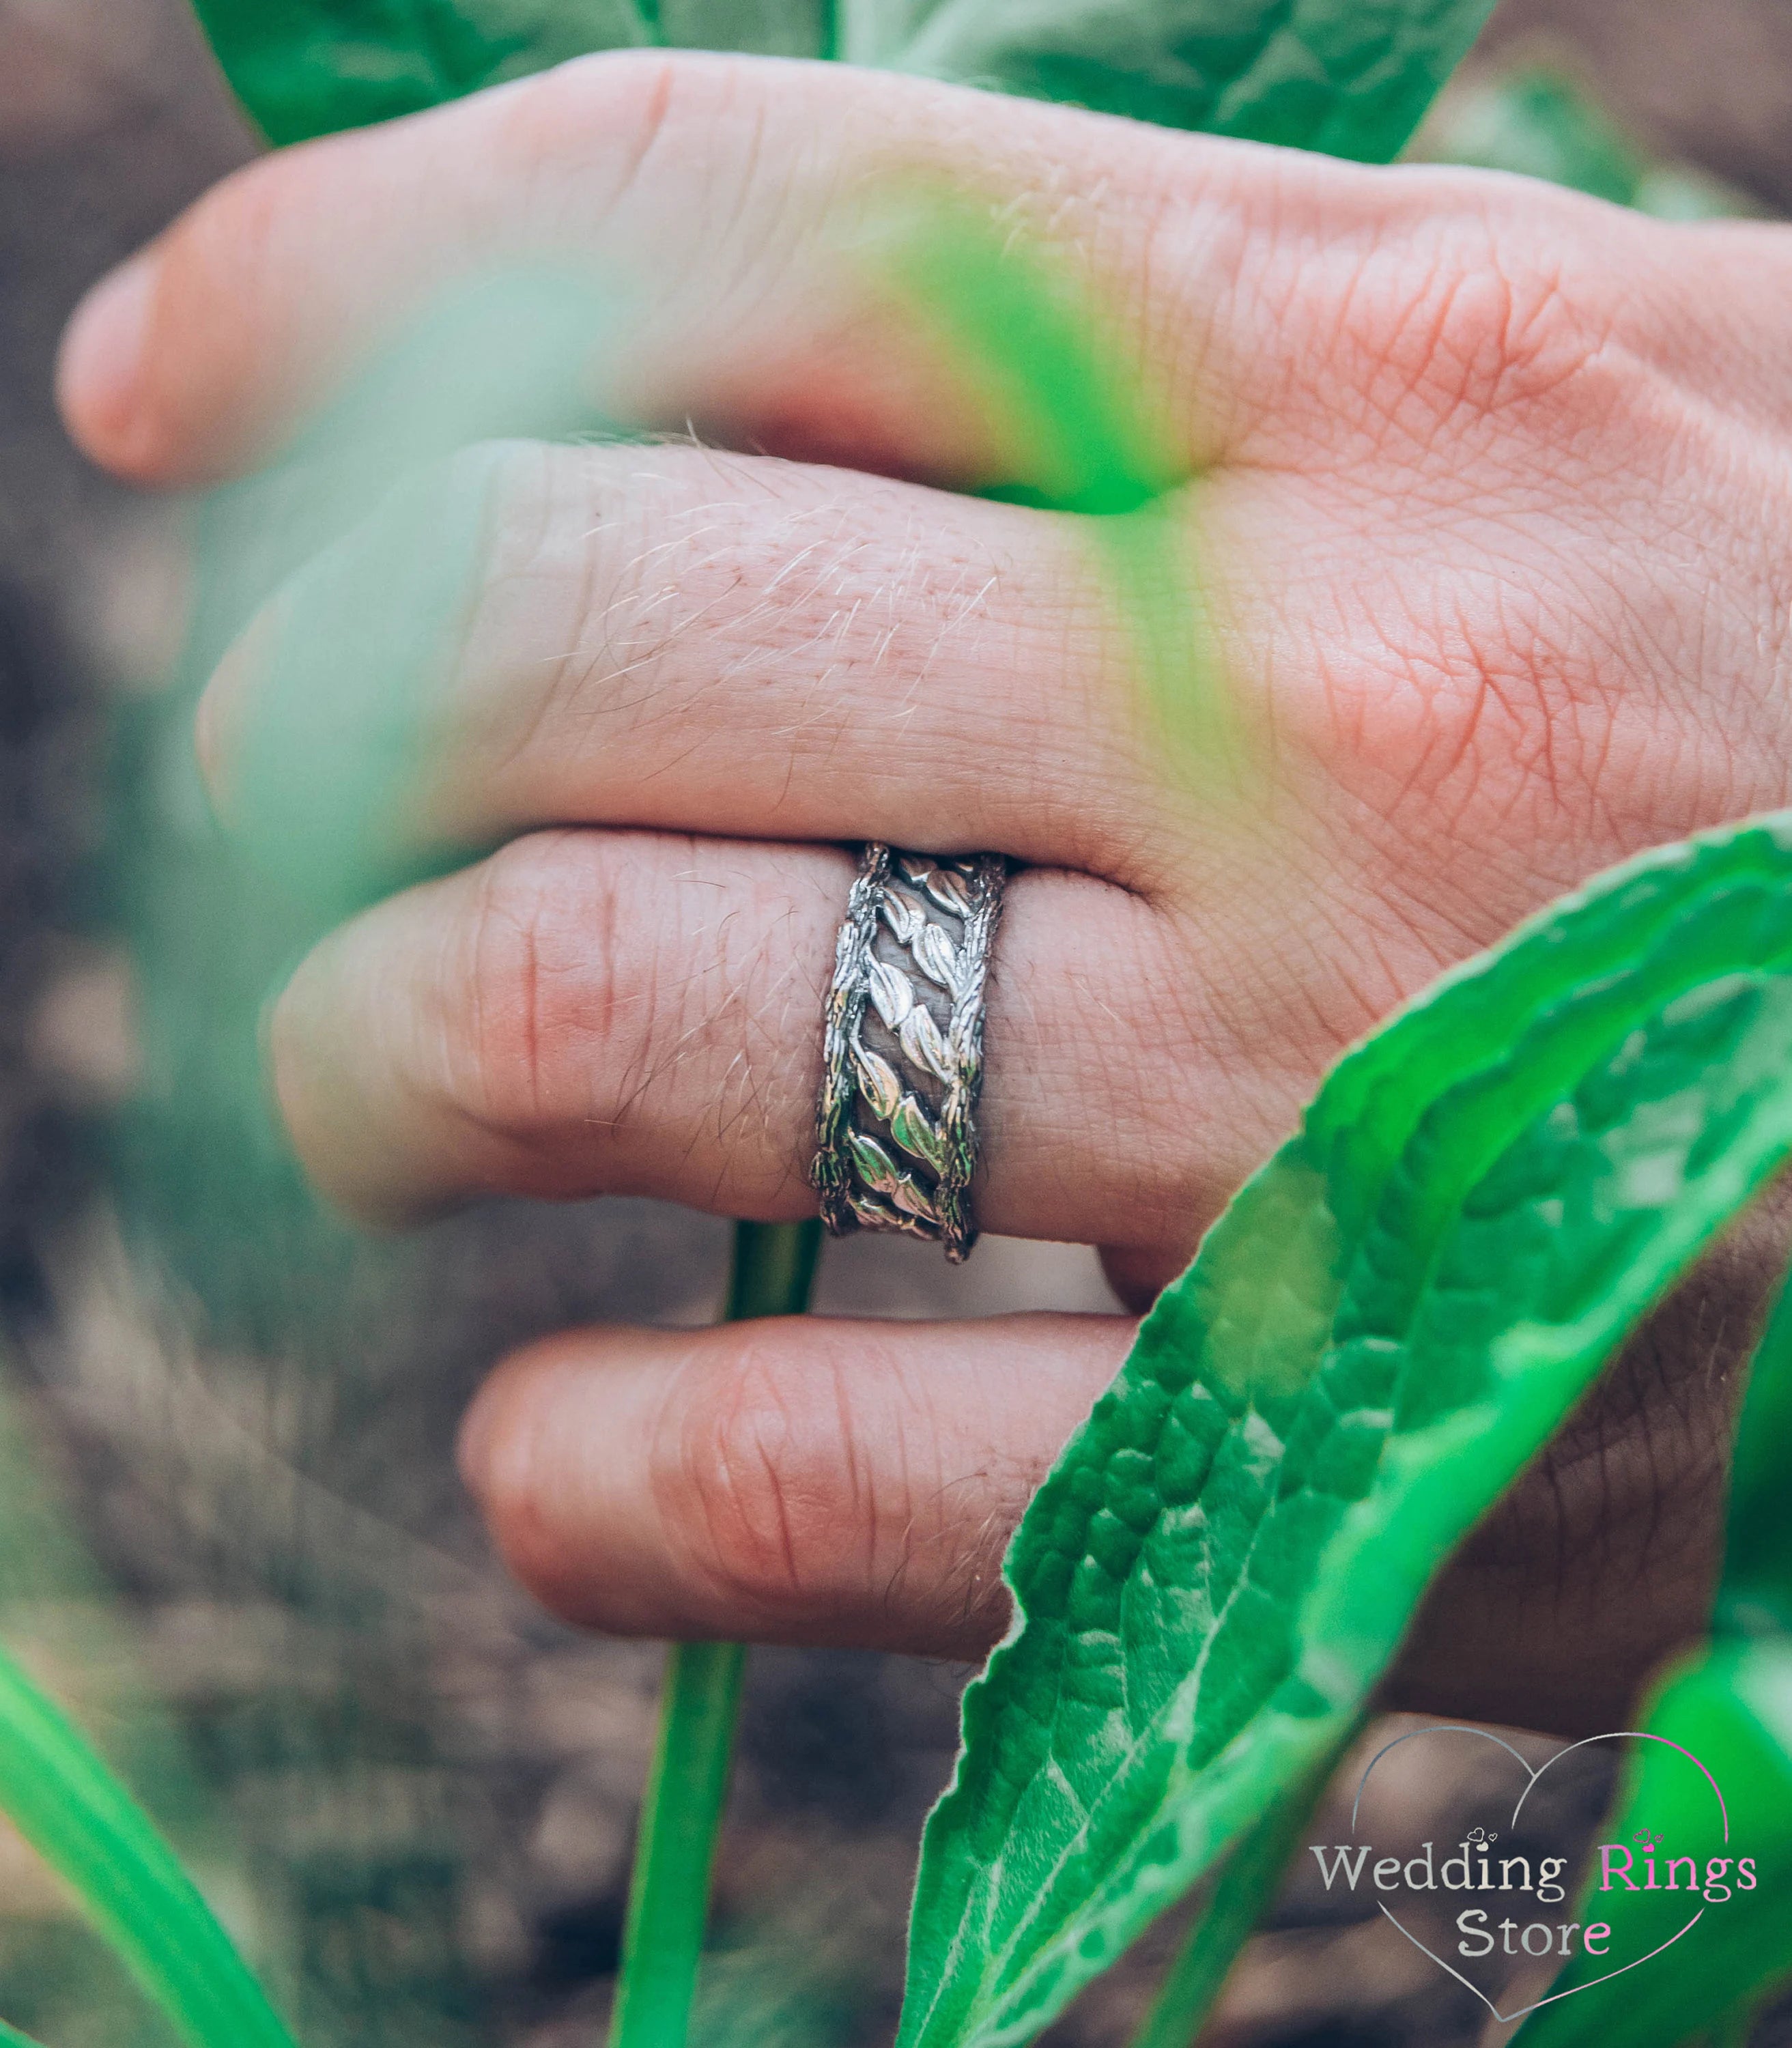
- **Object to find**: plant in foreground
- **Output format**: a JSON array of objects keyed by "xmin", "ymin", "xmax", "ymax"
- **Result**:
[
  {"xmin": 0, "ymin": 1636, "xmax": 298, "ymax": 2048},
  {"xmin": 5, "ymin": 7, "xmax": 1789, "ymax": 2048},
  {"xmin": 609, "ymin": 1220, "xmax": 822, "ymax": 2048},
  {"xmin": 904, "ymin": 812, "xmax": 1792, "ymax": 2047},
  {"xmin": 18, "ymin": 795, "xmax": 1792, "ymax": 2048}
]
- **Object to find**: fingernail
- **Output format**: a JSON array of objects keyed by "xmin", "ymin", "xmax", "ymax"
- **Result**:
[{"xmin": 57, "ymin": 252, "xmax": 158, "ymax": 452}]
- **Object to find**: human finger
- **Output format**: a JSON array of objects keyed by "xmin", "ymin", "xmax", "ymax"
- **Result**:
[
  {"xmin": 456, "ymin": 1311, "xmax": 1134, "ymax": 1654},
  {"xmin": 196, "ymin": 437, "xmax": 1171, "ymax": 879},
  {"xmin": 58, "ymin": 46, "xmax": 1318, "ymax": 489},
  {"xmin": 267, "ymin": 827, "xmax": 1254, "ymax": 1255},
  {"xmin": 456, "ymin": 1299, "xmax": 1724, "ymax": 1726}
]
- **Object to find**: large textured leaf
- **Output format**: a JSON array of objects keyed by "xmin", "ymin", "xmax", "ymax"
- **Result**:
[
  {"xmin": 185, "ymin": 0, "xmax": 829, "ymax": 145},
  {"xmin": 188, "ymin": 0, "xmax": 1494, "ymax": 159},
  {"xmin": 888, "ymin": 0, "xmax": 1495, "ymax": 156},
  {"xmin": 898, "ymin": 814, "xmax": 1792, "ymax": 2048}
]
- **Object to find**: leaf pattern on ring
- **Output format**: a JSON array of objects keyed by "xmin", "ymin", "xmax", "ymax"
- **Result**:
[
  {"xmin": 900, "ymin": 1004, "xmax": 956, "ymax": 1084},
  {"xmin": 868, "ymin": 959, "xmax": 914, "ymax": 1031},
  {"xmin": 849, "ymin": 1189, "xmax": 939, "ymax": 1239},
  {"xmin": 891, "ymin": 1174, "xmax": 943, "ymax": 1224},
  {"xmin": 891, "ymin": 1093, "xmax": 948, "ymax": 1172},
  {"xmin": 911, "ymin": 923, "xmax": 963, "ymax": 995},
  {"xmin": 882, "ymin": 890, "xmax": 926, "ymax": 945},
  {"xmin": 853, "ymin": 1043, "xmax": 905, "ymax": 1123},
  {"xmin": 919, "ymin": 866, "xmax": 975, "ymax": 918},
  {"xmin": 847, "ymin": 1130, "xmax": 905, "ymax": 1198}
]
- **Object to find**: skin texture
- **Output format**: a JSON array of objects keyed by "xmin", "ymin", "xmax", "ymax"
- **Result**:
[{"xmin": 57, "ymin": 50, "xmax": 1792, "ymax": 1733}]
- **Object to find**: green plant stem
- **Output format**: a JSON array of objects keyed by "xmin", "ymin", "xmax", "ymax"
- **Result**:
[
  {"xmin": 611, "ymin": 1640, "xmax": 747, "ymax": 2048},
  {"xmin": 0, "ymin": 2019, "xmax": 46, "ymax": 2047},
  {"xmin": 609, "ymin": 1220, "xmax": 823, "ymax": 2048},
  {"xmin": 720, "ymin": 1219, "xmax": 823, "ymax": 1325},
  {"xmin": 0, "ymin": 1641, "xmax": 297, "ymax": 2048},
  {"xmin": 1129, "ymin": 1776, "xmax": 1324, "ymax": 2048}
]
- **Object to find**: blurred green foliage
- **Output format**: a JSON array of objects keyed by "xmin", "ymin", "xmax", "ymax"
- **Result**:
[
  {"xmin": 1519, "ymin": 1275, "xmax": 1792, "ymax": 2045},
  {"xmin": 1417, "ymin": 62, "xmax": 1757, "ymax": 218},
  {"xmin": 189, "ymin": 0, "xmax": 1498, "ymax": 162},
  {"xmin": 0, "ymin": 1352, "xmax": 280, "ymax": 2048}
]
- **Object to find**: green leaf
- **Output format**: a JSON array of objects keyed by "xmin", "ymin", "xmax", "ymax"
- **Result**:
[
  {"xmin": 188, "ymin": 0, "xmax": 1494, "ymax": 161},
  {"xmin": 184, "ymin": 0, "xmax": 832, "ymax": 145},
  {"xmin": 1720, "ymin": 1260, "xmax": 1792, "ymax": 1640},
  {"xmin": 888, "ymin": 0, "xmax": 1496, "ymax": 158},
  {"xmin": 1412, "ymin": 64, "xmax": 1757, "ymax": 219},
  {"xmin": 1514, "ymin": 1638, "xmax": 1792, "ymax": 2048},
  {"xmin": 1411, "ymin": 66, "xmax": 1644, "ymax": 205},
  {"xmin": 1510, "ymin": 1176, "xmax": 1792, "ymax": 2046},
  {"xmin": 0, "ymin": 1639, "xmax": 299, "ymax": 2048},
  {"xmin": 1128, "ymin": 1765, "xmax": 1339, "ymax": 2048},
  {"xmin": 899, "ymin": 814, "xmax": 1792, "ymax": 2048}
]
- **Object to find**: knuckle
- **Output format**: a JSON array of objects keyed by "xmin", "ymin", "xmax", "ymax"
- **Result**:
[
  {"xmin": 654, "ymin": 1335, "xmax": 874, "ymax": 1627},
  {"xmin": 317, "ymin": 437, "xmax": 525, "ymax": 624},
  {"xmin": 453, "ymin": 442, "xmax": 630, "ymax": 773},
  {"xmin": 487, "ymin": 48, "xmax": 855, "ymax": 330},
  {"xmin": 388, "ymin": 438, "xmax": 528, "ymax": 551},
  {"xmin": 488, "ymin": 47, "xmax": 758, "ymax": 213},
  {"xmin": 436, "ymin": 830, "xmax": 640, "ymax": 1146},
  {"xmin": 464, "ymin": 438, "xmax": 576, "ymax": 591},
  {"xmin": 1324, "ymin": 197, "xmax": 1621, "ymax": 449}
]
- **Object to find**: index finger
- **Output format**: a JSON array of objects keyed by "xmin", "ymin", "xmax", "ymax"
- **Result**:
[{"xmin": 57, "ymin": 48, "xmax": 1326, "ymax": 489}]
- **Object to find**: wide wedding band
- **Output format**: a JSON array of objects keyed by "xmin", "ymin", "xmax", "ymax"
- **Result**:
[{"xmin": 812, "ymin": 845, "xmax": 1008, "ymax": 1262}]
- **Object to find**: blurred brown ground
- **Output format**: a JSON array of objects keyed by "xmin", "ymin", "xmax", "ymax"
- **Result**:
[{"xmin": 0, "ymin": 6, "xmax": 1790, "ymax": 2047}]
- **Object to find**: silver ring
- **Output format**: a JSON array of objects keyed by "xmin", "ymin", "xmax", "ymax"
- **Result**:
[{"xmin": 812, "ymin": 845, "xmax": 1008, "ymax": 1263}]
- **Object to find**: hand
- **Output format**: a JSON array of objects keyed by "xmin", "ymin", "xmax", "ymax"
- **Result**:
[{"xmin": 58, "ymin": 51, "xmax": 1792, "ymax": 1734}]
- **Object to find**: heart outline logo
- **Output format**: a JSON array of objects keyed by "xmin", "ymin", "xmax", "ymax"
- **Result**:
[{"xmin": 1349, "ymin": 1723, "xmax": 1729, "ymax": 2024}]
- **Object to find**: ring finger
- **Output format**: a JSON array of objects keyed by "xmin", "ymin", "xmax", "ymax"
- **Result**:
[{"xmin": 268, "ymin": 825, "xmax": 1253, "ymax": 1256}]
